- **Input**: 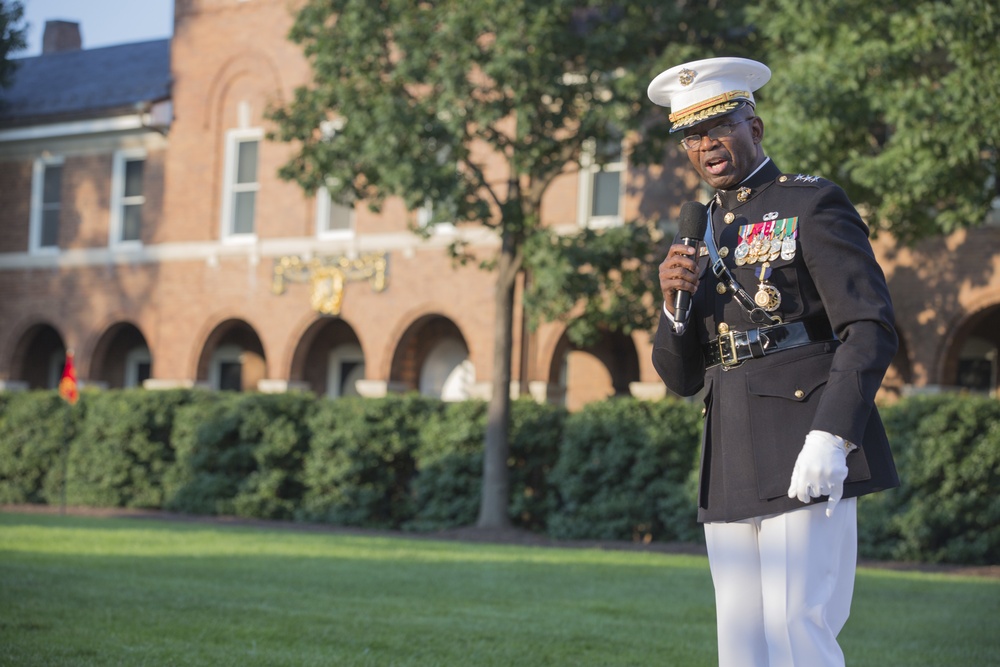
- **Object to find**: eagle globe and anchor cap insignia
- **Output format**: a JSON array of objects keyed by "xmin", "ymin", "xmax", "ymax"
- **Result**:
[{"xmin": 679, "ymin": 68, "xmax": 696, "ymax": 86}]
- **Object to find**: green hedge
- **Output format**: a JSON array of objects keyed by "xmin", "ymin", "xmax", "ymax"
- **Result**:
[
  {"xmin": 547, "ymin": 398, "xmax": 701, "ymax": 543},
  {"xmin": 406, "ymin": 398, "xmax": 565, "ymax": 532},
  {"xmin": 1, "ymin": 389, "xmax": 997, "ymax": 565},
  {"xmin": 857, "ymin": 394, "xmax": 1000, "ymax": 565},
  {"xmin": 406, "ymin": 399, "xmax": 486, "ymax": 531},
  {"xmin": 0, "ymin": 391, "xmax": 70, "ymax": 505},
  {"xmin": 67, "ymin": 389, "xmax": 194, "ymax": 508},
  {"xmin": 166, "ymin": 391, "xmax": 316, "ymax": 519},
  {"xmin": 300, "ymin": 394, "xmax": 435, "ymax": 528}
]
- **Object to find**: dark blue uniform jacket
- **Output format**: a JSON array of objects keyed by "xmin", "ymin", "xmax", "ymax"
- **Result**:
[{"xmin": 652, "ymin": 160, "xmax": 900, "ymax": 522}]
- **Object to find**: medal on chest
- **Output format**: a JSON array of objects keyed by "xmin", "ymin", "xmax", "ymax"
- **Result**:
[
  {"xmin": 780, "ymin": 217, "xmax": 799, "ymax": 260},
  {"xmin": 754, "ymin": 261, "xmax": 782, "ymax": 312}
]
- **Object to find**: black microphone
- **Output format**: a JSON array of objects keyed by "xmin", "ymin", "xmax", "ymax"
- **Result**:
[{"xmin": 672, "ymin": 201, "xmax": 708, "ymax": 324}]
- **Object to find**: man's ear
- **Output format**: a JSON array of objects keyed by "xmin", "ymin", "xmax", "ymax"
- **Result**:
[{"xmin": 752, "ymin": 117, "xmax": 764, "ymax": 145}]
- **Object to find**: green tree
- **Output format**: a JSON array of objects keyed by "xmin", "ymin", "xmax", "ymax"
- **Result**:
[
  {"xmin": 0, "ymin": 0, "xmax": 26, "ymax": 89},
  {"xmin": 748, "ymin": 0, "xmax": 1000, "ymax": 243},
  {"xmin": 269, "ymin": 0, "xmax": 744, "ymax": 527}
]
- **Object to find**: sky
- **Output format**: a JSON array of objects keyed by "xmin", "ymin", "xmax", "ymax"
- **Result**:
[{"xmin": 18, "ymin": 0, "xmax": 174, "ymax": 57}]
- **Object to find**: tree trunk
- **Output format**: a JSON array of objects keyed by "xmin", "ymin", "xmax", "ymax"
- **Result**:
[{"xmin": 476, "ymin": 233, "xmax": 518, "ymax": 529}]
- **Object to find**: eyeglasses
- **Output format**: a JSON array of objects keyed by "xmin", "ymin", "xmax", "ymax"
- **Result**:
[{"xmin": 680, "ymin": 117, "xmax": 754, "ymax": 151}]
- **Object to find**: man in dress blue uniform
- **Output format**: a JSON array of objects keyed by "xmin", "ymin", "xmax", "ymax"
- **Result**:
[{"xmin": 648, "ymin": 57, "xmax": 899, "ymax": 667}]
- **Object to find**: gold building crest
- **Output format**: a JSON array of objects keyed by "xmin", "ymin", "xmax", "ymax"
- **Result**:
[{"xmin": 272, "ymin": 252, "xmax": 388, "ymax": 315}]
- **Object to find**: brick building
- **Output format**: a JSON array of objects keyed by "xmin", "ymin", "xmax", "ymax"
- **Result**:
[{"xmin": 1, "ymin": 0, "xmax": 998, "ymax": 407}]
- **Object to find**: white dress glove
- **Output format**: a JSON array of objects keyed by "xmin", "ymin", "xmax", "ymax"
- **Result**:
[{"xmin": 787, "ymin": 430, "xmax": 850, "ymax": 517}]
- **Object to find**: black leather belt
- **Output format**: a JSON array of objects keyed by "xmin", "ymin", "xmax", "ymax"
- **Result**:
[{"xmin": 703, "ymin": 318, "xmax": 836, "ymax": 369}]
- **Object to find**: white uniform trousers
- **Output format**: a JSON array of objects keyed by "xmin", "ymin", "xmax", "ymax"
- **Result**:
[{"xmin": 703, "ymin": 498, "xmax": 857, "ymax": 667}]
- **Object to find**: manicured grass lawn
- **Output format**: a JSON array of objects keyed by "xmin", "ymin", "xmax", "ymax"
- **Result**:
[{"xmin": 0, "ymin": 511, "xmax": 997, "ymax": 666}]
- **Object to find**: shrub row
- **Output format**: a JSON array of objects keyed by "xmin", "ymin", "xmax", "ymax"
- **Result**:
[
  {"xmin": 0, "ymin": 389, "xmax": 997, "ymax": 564},
  {"xmin": 0, "ymin": 390, "xmax": 697, "ymax": 543},
  {"xmin": 857, "ymin": 393, "xmax": 1000, "ymax": 565}
]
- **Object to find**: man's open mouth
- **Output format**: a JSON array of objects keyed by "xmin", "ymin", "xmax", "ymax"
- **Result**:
[{"xmin": 705, "ymin": 156, "xmax": 729, "ymax": 175}]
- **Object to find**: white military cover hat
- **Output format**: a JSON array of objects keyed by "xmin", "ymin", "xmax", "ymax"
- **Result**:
[{"xmin": 647, "ymin": 57, "xmax": 771, "ymax": 133}]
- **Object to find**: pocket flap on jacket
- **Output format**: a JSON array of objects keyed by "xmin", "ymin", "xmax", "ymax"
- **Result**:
[{"xmin": 746, "ymin": 352, "xmax": 833, "ymax": 401}]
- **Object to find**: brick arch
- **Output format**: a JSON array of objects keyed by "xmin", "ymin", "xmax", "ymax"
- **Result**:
[
  {"xmin": 546, "ymin": 328, "xmax": 641, "ymax": 410},
  {"xmin": 388, "ymin": 313, "xmax": 469, "ymax": 394},
  {"xmin": 1, "ymin": 315, "xmax": 58, "ymax": 378},
  {"xmin": 88, "ymin": 321, "xmax": 152, "ymax": 389},
  {"xmin": 936, "ymin": 297, "xmax": 1000, "ymax": 392},
  {"xmin": 203, "ymin": 50, "xmax": 287, "ymax": 233},
  {"xmin": 6, "ymin": 321, "xmax": 67, "ymax": 389},
  {"xmin": 204, "ymin": 50, "xmax": 284, "ymax": 131},
  {"xmin": 288, "ymin": 316, "xmax": 364, "ymax": 395},
  {"xmin": 194, "ymin": 317, "xmax": 267, "ymax": 390}
]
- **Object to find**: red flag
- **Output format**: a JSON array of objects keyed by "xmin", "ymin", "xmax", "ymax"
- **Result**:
[{"xmin": 59, "ymin": 351, "xmax": 79, "ymax": 405}]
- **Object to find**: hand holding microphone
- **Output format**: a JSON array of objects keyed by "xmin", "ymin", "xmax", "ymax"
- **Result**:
[{"xmin": 659, "ymin": 201, "xmax": 708, "ymax": 325}]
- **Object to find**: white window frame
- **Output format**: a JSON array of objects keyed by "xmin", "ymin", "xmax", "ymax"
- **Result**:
[
  {"xmin": 220, "ymin": 127, "xmax": 263, "ymax": 242},
  {"xmin": 124, "ymin": 346, "xmax": 152, "ymax": 388},
  {"xmin": 29, "ymin": 155, "xmax": 65, "ymax": 254},
  {"xmin": 577, "ymin": 137, "xmax": 626, "ymax": 229},
  {"xmin": 109, "ymin": 148, "xmax": 147, "ymax": 247},
  {"xmin": 316, "ymin": 185, "xmax": 355, "ymax": 240},
  {"xmin": 416, "ymin": 148, "xmax": 459, "ymax": 234},
  {"xmin": 326, "ymin": 343, "xmax": 365, "ymax": 398},
  {"xmin": 47, "ymin": 350, "xmax": 64, "ymax": 390},
  {"xmin": 417, "ymin": 198, "xmax": 457, "ymax": 234},
  {"xmin": 209, "ymin": 344, "xmax": 243, "ymax": 391}
]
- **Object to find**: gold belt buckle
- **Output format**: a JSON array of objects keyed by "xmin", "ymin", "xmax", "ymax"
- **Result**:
[{"xmin": 717, "ymin": 324, "xmax": 740, "ymax": 368}]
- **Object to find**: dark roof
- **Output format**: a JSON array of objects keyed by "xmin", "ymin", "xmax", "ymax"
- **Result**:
[{"xmin": 0, "ymin": 39, "xmax": 171, "ymax": 125}]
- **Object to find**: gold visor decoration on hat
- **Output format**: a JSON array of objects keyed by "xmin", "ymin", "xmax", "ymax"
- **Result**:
[{"xmin": 669, "ymin": 93, "xmax": 750, "ymax": 131}]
